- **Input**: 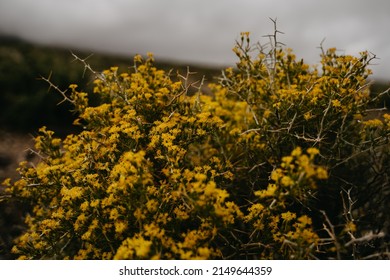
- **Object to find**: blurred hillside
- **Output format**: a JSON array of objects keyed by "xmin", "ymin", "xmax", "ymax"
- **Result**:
[{"xmin": 0, "ymin": 36, "xmax": 220, "ymax": 135}]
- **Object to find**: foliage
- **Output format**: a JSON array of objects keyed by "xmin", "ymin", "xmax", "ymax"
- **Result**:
[
  {"xmin": 0, "ymin": 36, "xmax": 217, "ymax": 133},
  {"xmin": 2, "ymin": 30, "xmax": 390, "ymax": 259},
  {"xmin": 0, "ymin": 37, "xmax": 84, "ymax": 132}
]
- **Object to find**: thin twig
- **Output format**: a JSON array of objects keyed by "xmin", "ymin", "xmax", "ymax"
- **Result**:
[{"xmin": 39, "ymin": 72, "xmax": 73, "ymax": 105}]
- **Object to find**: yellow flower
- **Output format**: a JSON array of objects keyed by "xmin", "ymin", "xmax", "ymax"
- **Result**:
[
  {"xmin": 270, "ymin": 168, "xmax": 283, "ymax": 182},
  {"xmin": 174, "ymin": 205, "xmax": 190, "ymax": 220},
  {"xmin": 316, "ymin": 167, "xmax": 328, "ymax": 179},
  {"xmin": 114, "ymin": 236, "xmax": 152, "ymax": 259},
  {"xmin": 196, "ymin": 247, "xmax": 211, "ymax": 259},
  {"xmin": 245, "ymin": 203, "xmax": 264, "ymax": 221},
  {"xmin": 61, "ymin": 186, "xmax": 83, "ymax": 202},
  {"xmin": 80, "ymin": 201, "xmax": 89, "ymax": 212},
  {"xmin": 331, "ymin": 99, "xmax": 341, "ymax": 107},
  {"xmin": 281, "ymin": 175, "xmax": 294, "ymax": 187},
  {"xmin": 51, "ymin": 138, "xmax": 62, "ymax": 147},
  {"xmin": 297, "ymin": 215, "xmax": 312, "ymax": 226},
  {"xmin": 144, "ymin": 223, "xmax": 165, "ymax": 239},
  {"xmin": 344, "ymin": 221, "xmax": 357, "ymax": 233},
  {"xmin": 255, "ymin": 184, "xmax": 277, "ymax": 198},
  {"xmin": 363, "ymin": 119, "xmax": 383, "ymax": 128},
  {"xmin": 307, "ymin": 147, "xmax": 319, "ymax": 156},
  {"xmin": 273, "ymin": 102, "xmax": 281, "ymax": 109},
  {"xmin": 291, "ymin": 147, "xmax": 302, "ymax": 157},
  {"xmin": 282, "ymin": 156, "xmax": 294, "ymax": 166},
  {"xmin": 74, "ymin": 213, "xmax": 87, "ymax": 231},
  {"xmin": 110, "ymin": 208, "xmax": 119, "ymax": 220},
  {"xmin": 263, "ymin": 109, "xmax": 271, "ymax": 119},
  {"xmin": 281, "ymin": 211, "xmax": 296, "ymax": 222},
  {"xmin": 90, "ymin": 199, "xmax": 101, "ymax": 208},
  {"xmin": 146, "ymin": 199, "xmax": 159, "ymax": 213},
  {"xmin": 304, "ymin": 111, "xmax": 312, "ymax": 120},
  {"xmin": 115, "ymin": 221, "xmax": 127, "ymax": 234}
]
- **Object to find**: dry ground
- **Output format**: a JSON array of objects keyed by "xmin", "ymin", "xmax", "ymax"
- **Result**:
[
  {"xmin": 0, "ymin": 130, "xmax": 36, "ymax": 183},
  {"xmin": 0, "ymin": 130, "xmax": 37, "ymax": 259}
]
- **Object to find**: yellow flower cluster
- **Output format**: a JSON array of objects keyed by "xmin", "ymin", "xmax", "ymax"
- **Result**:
[
  {"xmin": 6, "ymin": 54, "xmax": 244, "ymax": 260},
  {"xmin": 242, "ymin": 148, "xmax": 325, "ymax": 259},
  {"xmin": 4, "ymin": 31, "xmax": 389, "ymax": 260}
]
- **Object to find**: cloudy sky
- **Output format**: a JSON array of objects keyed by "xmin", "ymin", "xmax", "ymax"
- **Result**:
[{"xmin": 1, "ymin": 0, "xmax": 389, "ymax": 81}]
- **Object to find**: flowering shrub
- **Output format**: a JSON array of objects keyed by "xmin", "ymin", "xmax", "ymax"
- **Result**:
[{"xmin": 3, "ymin": 30, "xmax": 390, "ymax": 259}]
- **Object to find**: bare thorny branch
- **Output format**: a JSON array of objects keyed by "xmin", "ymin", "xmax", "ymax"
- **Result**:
[
  {"xmin": 39, "ymin": 71, "xmax": 73, "ymax": 105},
  {"xmin": 70, "ymin": 51, "xmax": 102, "ymax": 79},
  {"xmin": 320, "ymin": 210, "xmax": 342, "ymax": 260},
  {"xmin": 167, "ymin": 67, "xmax": 203, "ymax": 107},
  {"xmin": 39, "ymin": 51, "xmax": 100, "ymax": 106}
]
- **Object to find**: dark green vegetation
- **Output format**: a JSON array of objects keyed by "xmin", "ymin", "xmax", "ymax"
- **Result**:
[{"xmin": 0, "ymin": 36, "xmax": 219, "ymax": 134}]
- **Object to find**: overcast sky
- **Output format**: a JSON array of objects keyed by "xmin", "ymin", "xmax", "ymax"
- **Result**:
[{"xmin": 1, "ymin": 0, "xmax": 389, "ymax": 81}]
